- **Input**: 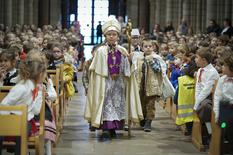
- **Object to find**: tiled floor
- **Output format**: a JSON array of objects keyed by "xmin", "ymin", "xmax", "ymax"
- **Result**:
[{"xmin": 53, "ymin": 76, "xmax": 207, "ymax": 155}]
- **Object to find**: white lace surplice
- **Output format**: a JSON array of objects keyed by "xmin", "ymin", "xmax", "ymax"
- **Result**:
[{"xmin": 102, "ymin": 55, "xmax": 130, "ymax": 121}]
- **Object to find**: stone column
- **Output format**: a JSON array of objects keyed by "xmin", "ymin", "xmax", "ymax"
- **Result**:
[
  {"xmin": 196, "ymin": 0, "xmax": 202, "ymax": 33},
  {"xmin": 33, "ymin": 0, "xmax": 39, "ymax": 26},
  {"xmin": 0, "ymin": 0, "xmax": 3, "ymax": 24},
  {"xmin": 50, "ymin": 0, "xmax": 59, "ymax": 25},
  {"xmin": 216, "ymin": 0, "xmax": 220, "ymax": 24},
  {"xmin": 189, "ymin": 0, "xmax": 196, "ymax": 34},
  {"xmin": 177, "ymin": 0, "xmax": 182, "ymax": 29},
  {"xmin": 57, "ymin": 0, "xmax": 60, "ymax": 25},
  {"xmin": 18, "ymin": 0, "xmax": 24, "ymax": 25},
  {"xmin": 24, "ymin": 0, "xmax": 34, "ymax": 25},
  {"xmin": 232, "ymin": 1, "xmax": 233, "ymax": 22},
  {"xmin": 172, "ymin": 0, "xmax": 179, "ymax": 30},
  {"xmin": 61, "ymin": 0, "xmax": 69, "ymax": 28},
  {"xmin": 38, "ymin": 0, "xmax": 50, "ymax": 27},
  {"xmin": 160, "ymin": 0, "xmax": 167, "ymax": 27},
  {"xmin": 224, "ymin": 0, "xmax": 231, "ymax": 18},
  {"xmin": 6, "ymin": 0, "xmax": 12, "ymax": 27},
  {"xmin": 109, "ymin": 0, "xmax": 118, "ymax": 16},
  {"xmin": 182, "ymin": 0, "xmax": 190, "ymax": 24},
  {"xmin": 219, "ymin": 0, "xmax": 225, "ymax": 25},
  {"xmin": 201, "ymin": 0, "xmax": 207, "ymax": 32},
  {"xmin": 28, "ymin": 0, "xmax": 34, "ymax": 25},
  {"xmin": 206, "ymin": 0, "xmax": 217, "ymax": 25},
  {"xmin": 149, "ymin": 0, "xmax": 156, "ymax": 33},
  {"xmin": 12, "ymin": 0, "xmax": 17, "ymax": 26},
  {"xmin": 166, "ymin": 0, "xmax": 173, "ymax": 23},
  {"xmin": 138, "ymin": 0, "xmax": 149, "ymax": 32},
  {"xmin": 118, "ymin": 0, "xmax": 126, "ymax": 18},
  {"xmin": 127, "ymin": 0, "xmax": 139, "ymax": 28},
  {"xmin": 155, "ymin": 0, "xmax": 161, "ymax": 24}
]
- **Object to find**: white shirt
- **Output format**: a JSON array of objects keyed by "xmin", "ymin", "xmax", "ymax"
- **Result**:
[
  {"xmin": 194, "ymin": 64, "xmax": 219, "ymax": 110},
  {"xmin": 213, "ymin": 75, "xmax": 233, "ymax": 121},
  {"xmin": 1, "ymin": 79, "xmax": 43, "ymax": 120},
  {"xmin": 7, "ymin": 68, "xmax": 17, "ymax": 77},
  {"xmin": 221, "ymin": 26, "xmax": 230, "ymax": 34},
  {"xmin": 0, "ymin": 68, "xmax": 20, "ymax": 86},
  {"xmin": 46, "ymin": 78, "xmax": 57, "ymax": 102}
]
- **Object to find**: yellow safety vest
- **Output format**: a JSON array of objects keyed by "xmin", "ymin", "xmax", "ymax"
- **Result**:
[{"xmin": 175, "ymin": 75, "xmax": 195, "ymax": 125}]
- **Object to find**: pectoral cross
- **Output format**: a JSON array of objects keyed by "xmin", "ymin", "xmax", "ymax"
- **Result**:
[{"xmin": 112, "ymin": 55, "xmax": 116, "ymax": 64}]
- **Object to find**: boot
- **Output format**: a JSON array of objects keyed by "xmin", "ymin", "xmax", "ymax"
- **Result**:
[
  {"xmin": 140, "ymin": 119, "xmax": 146, "ymax": 128},
  {"xmin": 89, "ymin": 123, "xmax": 96, "ymax": 132},
  {"xmin": 144, "ymin": 120, "xmax": 152, "ymax": 132},
  {"xmin": 124, "ymin": 124, "xmax": 129, "ymax": 131},
  {"xmin": 109, "ymin": 129, "xmax": 117, "ymax": 138},
  {"xmin": 100, "ymin": 130, "xmax": 111, "ymax": 140},
  {"xmin": 72, "ymin": 81, "xmax": 78, "ymax": 93}
]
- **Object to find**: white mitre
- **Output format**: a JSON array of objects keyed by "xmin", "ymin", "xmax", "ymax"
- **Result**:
[{"xmin": 102, "ymin": 15, "xmax": 121, "ymax": 35}]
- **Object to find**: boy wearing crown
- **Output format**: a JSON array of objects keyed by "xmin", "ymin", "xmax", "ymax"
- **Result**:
[{"xmin": 84, "ymin": 16, "xmax": 143, "ymax": 138}]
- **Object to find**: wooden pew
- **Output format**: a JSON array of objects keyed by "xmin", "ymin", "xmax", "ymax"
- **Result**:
[
  {"xmin": 208, "ymin": 112, "xmax": 221, "ymax": 155},
  {"xmin": 28, "ymin": 88, "xmax": 45, "ymax": 155},
  {"xmin": 192, "ymin": 112, "xmax": 205, "ymax": 151},
  {"xmin": 164, "ymin": 98, "xmax": 177, "ymax": 122},
  {"xmin": 47, "ymin": 68, "xmax": 61, "ymax": 130},
  {"xmin": 47, "ymin": 65, "xmax": 65, "ymax": 144},
  {"xmin": 0, "ymin": 86, "xmax": 13, "ymax": 100},
  {"xmin": 171, "ymin": 100, "xmax": 177, "ymax": 121},
  {"xmin": 0, "ymin": 86, "xmax": 45, "ymax": 155},
  {"xmin": 58, "ymin": 65, "xmax": 65, "ymax": 130},
  {"xmin": 0, "ymin": 104, "xmax": 28, "ymax": 155},
  {"xmin": 208, "ymin": 80, "xmax": 221, "ymax": 155},
  {"xmin": 164, "ymin": 97, "xmax": 173, "ymax": 115},
  {"xmin": 47, "ymin": 68, "xmax": 61, "ymax": 144},
  {"xmin": 192, "ymin": 80, "xmax": 218, "ymax": 152},
  {"xmin": 164, "ymin": 64, "xmax": 177, "ymax": 122}
]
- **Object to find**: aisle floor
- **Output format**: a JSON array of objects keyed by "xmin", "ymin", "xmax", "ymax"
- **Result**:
[
  {"xmin": 53, "ymin": 76, "xmax": 207, "ymax": 155},
  {"xmin": 2, "ymin": 74, "xmax": 207, "ymax": 155}
]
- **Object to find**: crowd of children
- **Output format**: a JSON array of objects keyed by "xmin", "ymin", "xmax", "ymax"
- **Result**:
[
  {"xmin": 0, "ymin": 16, "xmax": 233, "ymax": 154},
  {"xmin": 0, "ymin": 23, "xmax": 84, "ymax": 155},
  {"xmin": 82, "ymin": 16, "xmax": 233, "ymax": 153}
]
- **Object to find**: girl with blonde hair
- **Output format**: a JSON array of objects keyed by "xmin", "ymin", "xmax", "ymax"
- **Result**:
[{"xmin": 0, "ymin": 50, "xmax": 47, "ymax": 155}]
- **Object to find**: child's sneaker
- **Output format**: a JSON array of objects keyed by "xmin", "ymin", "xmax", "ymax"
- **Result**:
[
  {"xmin": 140, "ymin": 120, "xmax": 146, "ymax": 128},
  {"xmin": 144, "ymin": 120, "xmax": 152, "ymax": 132},
  {"xmin": 124, "ymin": 124, "xmax": 129, "ymax": 131}
]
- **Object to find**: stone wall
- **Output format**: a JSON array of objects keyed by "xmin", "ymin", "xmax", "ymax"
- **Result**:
[
  {"xmin": 0, "ymin": 0, "xmax": 61, "ymax": 28},
  {"xmin": 1, "ymin": 0, "xmax": 232, "ymax": 32},
  {"xmin": 127, "ymin": 0, "xmax": 233, "ymax": 34}
]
